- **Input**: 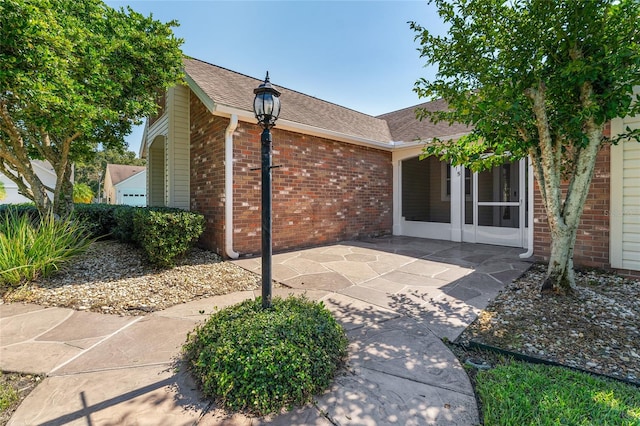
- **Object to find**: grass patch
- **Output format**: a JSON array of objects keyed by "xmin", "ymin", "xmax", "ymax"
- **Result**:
[
  {"xmin": 183, "ymin": 296, "xmax": 348, "ymax": 416},
  {"xmin": 0, "ymin": 371, "xmax": 41, "ymax": 425},
  {"xmin": 0, "ymin": 374, "xmax": 19, "ymax": 412},
  {"xmin": 476, "ymin": 360, "xmax": 640, "ymax": 425}
]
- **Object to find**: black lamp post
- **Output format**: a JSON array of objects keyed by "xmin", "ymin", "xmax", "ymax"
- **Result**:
[{"xmin": 253, "ymin": 72, "xmax": 281, "ymax": 309}]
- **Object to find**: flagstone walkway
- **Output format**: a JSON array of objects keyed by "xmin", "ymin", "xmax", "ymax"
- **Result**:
[{"xmin": 2, "ymin": 236, "xmax": 530, "ymax": 425}]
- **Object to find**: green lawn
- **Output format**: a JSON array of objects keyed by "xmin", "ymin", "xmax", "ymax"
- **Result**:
[{"xmin": 476, "ymin": 361, "xmax": 640, "ymax": 426}]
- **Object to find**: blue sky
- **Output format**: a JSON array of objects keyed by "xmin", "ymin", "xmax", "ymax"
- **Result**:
[{"xmin": 105, "ymin": 1, "xmax": 446, "ymax": 154}]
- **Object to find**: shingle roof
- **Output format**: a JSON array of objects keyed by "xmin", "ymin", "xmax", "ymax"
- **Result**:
[
  {"xmin": 377, "ymin": 99, "xmax": 471, "ymax": 142},
  {"xmin": 183, "ymin": 58, "xmax": 393, "ymax": 143},
  {"xmin": 107, "ymin": 164, "xmax": 145, "ymax": 185}
]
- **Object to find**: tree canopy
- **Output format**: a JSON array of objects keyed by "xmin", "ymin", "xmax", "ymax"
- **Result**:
[
  {"xmin": 0, "ymin": 0, "xmax": 183, "ymax": 217},
  {"xmin": 411, "ymin": 0, "xmax": 640, "ymax": 293}
]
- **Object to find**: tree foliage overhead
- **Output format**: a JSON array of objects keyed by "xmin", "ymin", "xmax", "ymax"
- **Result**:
[
  {"xmin": 0, "ymin": 0, "xmax": 183, "ymax": 217},
  {"xmin": 411, "ymin": 0, "xmax": 640, "ymax": 293}
]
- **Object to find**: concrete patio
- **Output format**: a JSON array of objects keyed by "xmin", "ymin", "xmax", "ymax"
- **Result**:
[{"xmin": 2, "ymin": 236, "xmax": 531, "ymax": 425}]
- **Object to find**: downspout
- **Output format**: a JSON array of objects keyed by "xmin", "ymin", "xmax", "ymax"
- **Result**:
[
  {"xmin": 520, "ymin": 157, "xmax": 534, "ymax": 259},
  {"xmin": 225, "ymin": 114, "xmax": 239, "ymax": 259}
]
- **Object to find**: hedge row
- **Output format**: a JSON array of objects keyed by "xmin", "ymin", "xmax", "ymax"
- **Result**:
[{"xmin": 0, "ymin": 203, "xmax": 205, "ymax": 267}]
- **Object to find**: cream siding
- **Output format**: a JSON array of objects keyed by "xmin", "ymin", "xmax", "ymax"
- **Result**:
[
  {"xmin": 167, "ymin": 85, "xmax": 190, "ymax": 209},
  {"xmin": 148, "ymin": 140, "xmax": 165, "ymax": 207},
  {"xmin": 610, "ymin": 88, "xmax": 640, "ymax": 270},
  {"xmin": 103, "ymin": 169, "xmax": 115, "ymax": 204},
  {"xmin": 143, "ymin": 86, "xmax": 190, "ymax": 210}
]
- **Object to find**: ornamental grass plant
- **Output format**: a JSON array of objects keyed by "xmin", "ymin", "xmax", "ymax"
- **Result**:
[
  {"xmin": 183, "ymin": 296, "xmax": 348, "ymax": 416},
  {"xmin": 0, "ymin": 210, "xmax": 93, "ymax": 287}
]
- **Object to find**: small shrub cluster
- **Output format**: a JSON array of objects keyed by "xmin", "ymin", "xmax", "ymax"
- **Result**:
[
  {"xmin": 74, "ymin": 204, "xmax": 204, "ymax": 266},
  {"xmin": 133, "ymin": 208, "xmax": 204, "ymax": 267},
  {"xmin": 73, "ymin": 203, "xmax": 120, "ymax": 238},
  {"xmin": 0, "ymin": 203, "xmax": 205, "ymax": 267},
  {"xmin": 183, "ymin": 296, "xmax": 348, "ymax": 416},
  {"xmin": 0, "ymin": 203, "xmax": 40, "ymax": 222},
  {"xmin": 112, "ymin": 206, "xmax": 136, "ymax": 242},
  {"xmin": 0, "ymin": 210, "xmax": 93, "ymax": 287}
]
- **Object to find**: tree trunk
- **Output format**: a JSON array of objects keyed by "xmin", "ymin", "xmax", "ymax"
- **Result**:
[
  {"xmin": 53, "ymin": 161, "xmax": 75, "ymax": 219},
  {"xmin": 528, "ymin": 81, "xmax": 603, "ymax": 295},
  {"xmin": 542, "ymin": 224, "xmax": 577, "ymax": 294}
]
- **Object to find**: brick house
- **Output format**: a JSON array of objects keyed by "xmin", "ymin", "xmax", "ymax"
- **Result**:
[{"xmin": 140, "ymin": 58, "xmax": 640, "ymax": 275}]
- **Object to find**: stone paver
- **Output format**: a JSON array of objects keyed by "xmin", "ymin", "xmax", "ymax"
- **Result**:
[
  {"xmin": 3, "ymin": 236, "xmax": 531, "ymax": 425},
  {"xmin": 52, "ymin": 316, "xmax": 196, "ymax": 375},
  {"xmin": 10, "ymin": 365, "xmax": 204, "ymax": 426},
  {"xmin": 315, "ymin": 368, "xmax": 478, "ymax": 426},
  {"xmin": 283, "ymin": 271, "xmax": 353, "ymax": 291}
]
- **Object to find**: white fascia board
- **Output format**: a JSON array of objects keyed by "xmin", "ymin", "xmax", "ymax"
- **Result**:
[
  {"xmin": 391, "ymin": 140, "xmax": 431, "ymax": 152},
  {"xmin": 213, "ymin": 104, "xmax": 396, "ymax": 151}
]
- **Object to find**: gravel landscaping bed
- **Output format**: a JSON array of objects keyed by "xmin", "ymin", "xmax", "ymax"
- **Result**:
[
  {"xmin": 458, "ymin": 263, "xmax": 640, "ymax": 385},
  {"xmin": 1, "ymin": 240, "xmax": 266, "ymax": 316}
]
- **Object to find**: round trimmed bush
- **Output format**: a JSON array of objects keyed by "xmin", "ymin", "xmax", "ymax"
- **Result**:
[{"xmin": 182, "ymin": 296, "xmax": 348, "ymax": 415}]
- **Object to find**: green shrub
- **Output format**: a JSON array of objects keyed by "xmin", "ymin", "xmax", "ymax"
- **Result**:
[
  {"xmin": 72, "ymin": 203, "xmax": 119, "ymax": 239},
  {"xmin": 112, "ymin": 205, "xmax": 137, "ymax": 242},
  {"xmin": 183, "ymin": 296, "xmax": 348, "ymax": 415},
  {"xmin": 0, "ymin": 203, "xmax": 39, "ymax": 222},
  {"xmin": 133, "ymin": 208, "xmax": 204, "ymax": 266},
  {"xmin": 0, "ymin": 211, "xmax": 93, "ymax": 287}
]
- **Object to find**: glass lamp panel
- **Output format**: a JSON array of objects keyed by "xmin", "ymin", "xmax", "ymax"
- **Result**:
[
  {"xmin": 253, "ymin": 95, "xmax": 264, "ymax": 117},
  {"xmin": 262, "ymin": 94, "xmax": 274, "ymax": 116},
  {"xmin": 271, "ymin": 96, "xmax": 281, "ymax": 119}
]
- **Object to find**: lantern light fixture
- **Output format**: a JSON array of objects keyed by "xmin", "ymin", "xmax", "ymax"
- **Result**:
[{"xmin": 253, "ymin": 72, "xmax": 281, "ymax": 129}]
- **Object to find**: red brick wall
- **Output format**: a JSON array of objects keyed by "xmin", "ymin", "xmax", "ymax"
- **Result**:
[
  {"xmin": 190, "ymin": 95, "xmax": 227, "ymax": 254},
  {"xmin": 533, "ymin": 123, "xmax": 611, "ymax": 269},
  {"xmin": 189, "ymin": 93, "xmax": 393, "ymax": 257}
]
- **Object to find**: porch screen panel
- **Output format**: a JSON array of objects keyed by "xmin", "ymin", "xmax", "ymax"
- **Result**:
[
  {"xmin": 401, "ymin": 156, "xmax": 450, "ymax": 223},
  {"xmin": 477, "ymin": 163, "xmax": 519, "ymax": 228}
]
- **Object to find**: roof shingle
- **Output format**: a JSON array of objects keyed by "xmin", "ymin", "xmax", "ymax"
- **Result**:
[
  {"xmin": 183, "ymin": 57, "xmax": 470, "ymax": 144},
  {"xmin": 184, "ymin": 58, "xmax": 393, "ymax": 143},
  {"xmin": 107, "ymin": 164, "xmax": 145, "ymax": 185},
  {"xmin": 377, "ymin": 99, "xmax": 471, "ymax": 142}
]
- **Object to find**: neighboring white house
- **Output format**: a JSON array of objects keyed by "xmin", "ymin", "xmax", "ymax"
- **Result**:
[
  {"xmin": 0, "ymin": 160, "xmax": 58, "ymax": 204},
  {"xmin": 103, "ymin": 164, "xmax": 147, "ymax": 206}
]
